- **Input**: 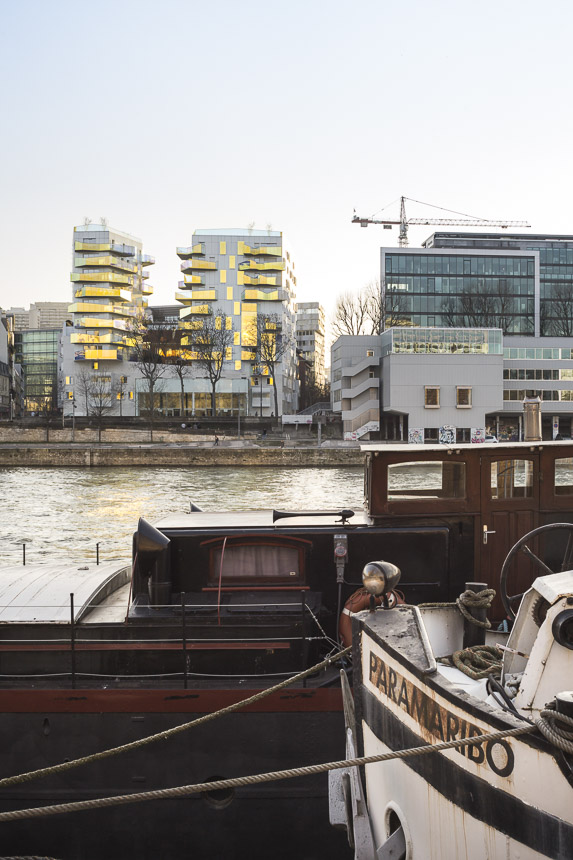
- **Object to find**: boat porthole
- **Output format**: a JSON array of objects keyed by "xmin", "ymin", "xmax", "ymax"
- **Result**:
[
  {"xmin": 384, "ymin": 802, "xmax": 412, "ymax": 860},
  {"xmin": 202, "ymin": 775, "xmax": 235, "ymax": 810}
]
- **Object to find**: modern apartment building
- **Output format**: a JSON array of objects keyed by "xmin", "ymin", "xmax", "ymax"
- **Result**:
[
  {"xmin": 175, "ymin": 229, "xmax": 297, "ymax": 417},
  {"xmin": 60, "ymin": 224, "xmax": 155, "ymax": 416},
  {"xmin": 295, "ymin": 302, "xmax": 326, "ymax": 388}
]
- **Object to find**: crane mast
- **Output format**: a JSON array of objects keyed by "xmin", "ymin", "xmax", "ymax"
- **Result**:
[{"xmin": 352, "ymin": 196, "xmax": 530, "ymax": 246}]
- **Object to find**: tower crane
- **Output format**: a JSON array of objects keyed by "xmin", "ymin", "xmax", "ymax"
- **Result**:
[{"xmin": 352, "ymin": 196, "xmax": 530, "ymax": 246}]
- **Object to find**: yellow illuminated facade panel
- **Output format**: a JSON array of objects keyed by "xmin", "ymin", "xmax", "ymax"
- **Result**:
[
  {"xmin": 229, "ymin": 255, "xmax": 236, "ymax": 269},
  {"xmin": 227, "ymin": 287, "xmax": 233, "ymax": 300},
  {"xmin": 235, "ymin": 360, "xmax": 241, "ymax": 370},
  {"xmin": 234, "ymin": 302, "xmax": 241, "ymax": 315},
  {"xmin": 237, "ymin": 271, "xmax": 244, "ymax": 285},
  {"xmin": 220, "ymin": 241, "xmax": 226, "ymax": 255},
  {"xmin": 220, "ymin": 270, "xmax": 227, "ymax": 284},
  {"xmin": 241, "ymin": 303, "xmax": 257, "ymax": 346},
  {"xmin": 234, "ymin": 332, "xmax": 240, "ymax": 345}
]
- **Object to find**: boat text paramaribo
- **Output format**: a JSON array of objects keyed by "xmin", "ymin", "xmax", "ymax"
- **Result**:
[{"xmin": 368, "ymin": 651, "xmax": 514, "ymax": 778}]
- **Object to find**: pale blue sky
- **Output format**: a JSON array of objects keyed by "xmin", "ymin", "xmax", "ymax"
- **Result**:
[{"xmin": 1, "ymin": 0, "xmax": 571, "ymax": 329}]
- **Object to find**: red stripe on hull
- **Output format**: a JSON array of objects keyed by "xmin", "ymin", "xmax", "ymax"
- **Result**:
[{"xmin": 0, "ymin": 687, "xmax": 343, "ymax": 714}]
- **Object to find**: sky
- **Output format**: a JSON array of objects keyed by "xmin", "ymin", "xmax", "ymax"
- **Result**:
[{"xmin": 1, "ymin": 0, "xmax": 572, "ymax": 338}]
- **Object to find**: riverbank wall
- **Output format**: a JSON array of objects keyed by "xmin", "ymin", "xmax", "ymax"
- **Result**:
[{"xmin": 0, "ymin": 444, "xmax": 364, "ymax": 468}]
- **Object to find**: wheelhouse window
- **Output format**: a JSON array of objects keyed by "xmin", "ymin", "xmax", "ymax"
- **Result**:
[
  {"xmin": 208, "ymin": 541, "xmax": 304, "ymax": 585},
  {"xmin": 424, "ymin": 386, "xmax": 440, "ymax": 408},
  {"xmin": 388, "ymin": 461, "xmax": 466, "ymax": 501},
  {"xmin": 456, "ymin": 387, "xmax": 472, "ymax": 408},
  {"xmin": 490, "ymin": 460, "xmax": 533, "ymax": 500},
  {"xmin": 554, "ymin": 458, "xmax": 573, "ymax": 496}
]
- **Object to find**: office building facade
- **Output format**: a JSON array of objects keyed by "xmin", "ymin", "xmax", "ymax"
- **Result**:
[{"xmin": 379, "ymin": 233, "xmax": 573, "ymax": 440}]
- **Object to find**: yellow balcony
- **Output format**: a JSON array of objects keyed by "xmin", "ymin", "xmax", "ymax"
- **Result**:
[
  {"xmin": 70, "ymin": 332, "xmax": 125, "ymax": 345},
  {"xmin": 76, "ymin": 317, "xmax": 129, "ymax": 330},
  {"xmin": 74, "ymin": 287, "xmax": 132, "ymax": 302},
  {"xmin": 141, "ymin": 254, "xmax": 155, "ymax": 266},
  {"xmin": 180, "ymin": 305, "xmax": 212, "ymax": 318},
  {"xmin": 243, "ymin": 274, "xmax": 277, "ymax": 286},
  {"xmin": 243, "ymin": 289, "xmax": 280, "ymax": 301},
  {"xmin": 180, "ymin": 259, "xmax": 217, "ymax": 272},
  {"xmin": 74, "ymin": 241, "xmax": 135, "ymax": 256},
  {"xmin": 180, "ymin": 320, "xmax": 204, "ymax": 331},
  {"xmin": 182, "ymin": 274, "xmax": 205, "ymax": 286},
  {"xmin": 83, "ymin": 348, "xmax": 119, "ymax": 361},
  {"xmin": 238, "ymin": 241, "xmax": 282, "ymax": 257},
  {"xmin": 68, "ymin": 302, "xmax": 135, "ymax": 316},
  {"xmin": 74, "ymin": 256, "xmax": 138, "ymax": 274},
  {"xmin": 177, "ymin": 243, "xmax": 205, "ymax": 259},
  {"xmin": 141, "ymin": 284, "xmax": 154, "ymax": 295},
  {"xmin": 239, "ymin": 260, "xmax": 285, "ymax": 272},
  {"xmin": 71, "ymin": 272, "xmax": 134, "ymax": 286}
]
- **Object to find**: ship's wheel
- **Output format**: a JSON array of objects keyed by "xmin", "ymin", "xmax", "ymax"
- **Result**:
[{"xmin": 500, "ymin": 522, "xmax": 573, "ymax": 620}]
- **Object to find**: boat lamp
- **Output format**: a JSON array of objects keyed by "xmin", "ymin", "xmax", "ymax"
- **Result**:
[{"xmin": 362, "ymin": 560, "xmax": 401, "ymax": 601}]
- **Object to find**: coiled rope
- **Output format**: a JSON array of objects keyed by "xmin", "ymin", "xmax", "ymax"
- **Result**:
[
  {"xmin": 536, "ymin": 702, "xmax": 573, "ymax": 754},
  {"xmin": 452, "ymin": 644, "xmax": 503, "ymax": 680},
  {"xmin": 0, "ymin": 646, "xmax": 351, "ymax": 791},
  {"xmin": 456, "ymin": 588, "xmax": 496, "ymax": 629},
  {"xmin": 0, "ymin": 724, "xmax": 535, "ymax": 824}
]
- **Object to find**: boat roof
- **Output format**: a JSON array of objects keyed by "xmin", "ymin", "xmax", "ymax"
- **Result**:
[
  {"xmin": 154, "ymin": 509, "xmax": 369, "ymax": 531},
  {"xmin": 360, "ymin": 440, "xmax": 573, "ymax": 454},
  {"xmin": 0, "ymin": 561, "xmax": 130, "ymax": 623}
]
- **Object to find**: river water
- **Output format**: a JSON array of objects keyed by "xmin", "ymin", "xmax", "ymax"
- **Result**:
[{"xmin": 0, "ymin": 466, "xmax": 364, "ymax": 565}]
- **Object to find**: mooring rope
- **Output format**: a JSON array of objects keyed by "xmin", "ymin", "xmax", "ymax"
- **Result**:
[
  {"xmin": 536, "ymin": 702, "xmax": 573, "ymax": 754},
  {"xmin": 452, "ymin": 644, "xmax": 503, "ymax": 680},
  {"xmin": 0, "ymin": 646, "xmax": 351, "ymax": 791},
  {"xmin": 456, "ymin": 588, "xmax": 496, "ymax": 629},
  {"xmin": 0, "ymin": 724, "xmax": 535, "ymax": 823}
]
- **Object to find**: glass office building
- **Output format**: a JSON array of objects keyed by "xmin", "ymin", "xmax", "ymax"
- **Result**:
[
  {"xmin": 383, "ymin": 249, "xmax": 535, "ymax": 334},
  {"xmin": 14, "ymin": 329, "xmax": 59, "ymax": 413}
]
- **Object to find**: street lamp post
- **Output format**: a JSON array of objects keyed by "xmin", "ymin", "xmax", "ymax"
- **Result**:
[
  {"xmin": 72, "ymin": 398, "xmax": 76, "ymax": 442},
  {"xmin": 237, "ymin": 377, "xmax": 247, "ymax": 438}
]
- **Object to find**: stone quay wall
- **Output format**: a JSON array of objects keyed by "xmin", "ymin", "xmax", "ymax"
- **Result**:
[{"xmin": 0, "ymin": 445, "xmax": 364, "ymax": 468}]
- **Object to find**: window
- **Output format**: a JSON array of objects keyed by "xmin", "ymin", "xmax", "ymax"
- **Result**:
[
  {"xmin": 93, "ymin": 362, "xmax": 99, "ymax": 370},
  {"xmin": 555, "ymin": 459, "xmax": 573, "ymax": 495},
  {"xmin": 457, "ymin": 387, "xmax": 472, "ymax": 408},
  {"xmin": 388, "ymin": 461, "xmax": 466, "ymax": 501},
  {"xmin": 208, "ymin": 541, "xmax": 304, "ymax": 584},
  {"xmin": 490, "ymin": 460, "xmax": 533, "ymax": 499},
  {"xmin": 425, "ymin": 386, "xmax": 440, "ymax": 408},
  {"xmin": 369, "ymin": 371, "xmax": 376, "ymax": 378},
  {"xmin": 366, "ymin": 349, "xmax": 374, "ymax": 357}
]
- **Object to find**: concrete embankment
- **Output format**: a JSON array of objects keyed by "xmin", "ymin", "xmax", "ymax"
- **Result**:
[{"xmin": 0, "ymin": 444, "xmax": 364, "ymax": 468}]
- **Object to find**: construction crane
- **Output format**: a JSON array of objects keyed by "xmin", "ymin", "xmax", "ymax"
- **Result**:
[{"xmin": 352, "ymin": 196, "xmax": 530, "ymax": 247}]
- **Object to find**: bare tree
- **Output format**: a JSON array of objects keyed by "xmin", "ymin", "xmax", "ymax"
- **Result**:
[
  {"xmin": 332, "ymin": 282, "xmax": 386, "ymax": 336},
  {"xmin": 167, "ymin": 329, "xmax": 194, "ymax": 418},
  {"xmin": 115, "ymin": 374, "xmax": 128, "ymax": 418},
  {"xmin": 331, "ymin": 291, "xmax": 371, "ymax": 337},
  {"xmin": 75, "ymin": 367, "xmax": 93, "ymax": 417},
  {"xmin": 89, "ymin": 374, "xmax": 117, "ymax": 442},
  {"xmin": 187, "ymin": 308, "xmax": 235, "ymax": 416},
  {"xmin": 254, "ymin": 313, "xmax": 293, "ymax": 418},
  {"xmin": 128, "ymin": 316, "xmax": 172, "ymax": 440}
]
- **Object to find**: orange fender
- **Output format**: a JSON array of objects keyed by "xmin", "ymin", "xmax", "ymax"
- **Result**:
[{"xmin": 339, "ymin": 588, "xmax": 404, "ymax": 647}]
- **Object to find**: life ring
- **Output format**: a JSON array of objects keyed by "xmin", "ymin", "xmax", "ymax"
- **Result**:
[{"xmin": 339, "ymin": 587, "xmax": 404, "ymax": 647}]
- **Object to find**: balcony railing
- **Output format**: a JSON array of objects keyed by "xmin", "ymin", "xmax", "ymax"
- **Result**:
[
  {"xmin": 74, "ymin": 256, "xmax": 138, "ymax": 274},
  {"xmin": 180, "ymin": 259, "xmax": 217, "ymax": 272},
  {"xmin": 71, "ymin": 272, "xmax": 134, "ymax": 286}
]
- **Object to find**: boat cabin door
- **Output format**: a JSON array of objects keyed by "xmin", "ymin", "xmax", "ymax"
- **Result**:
[{"xmin": 479, "ymin": 451, "xmax": 539, "ymax": 620}]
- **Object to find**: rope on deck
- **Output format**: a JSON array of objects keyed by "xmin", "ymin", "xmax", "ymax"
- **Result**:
[
  {"xmin": 0, "ymin": 646, "xmax": 351, "ymax": 791},
  {"xmin": 0, "ymin": 724, "xmax": 535, "ymax": 824}
]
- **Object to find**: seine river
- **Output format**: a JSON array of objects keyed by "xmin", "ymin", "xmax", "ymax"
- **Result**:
[{"xmin": 0, "ymin": 466, "xmax": 364, "ymax": 565}]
